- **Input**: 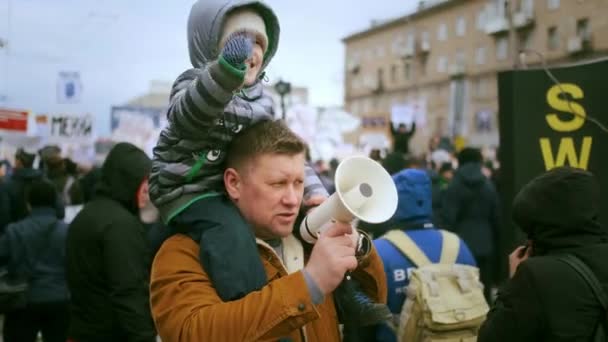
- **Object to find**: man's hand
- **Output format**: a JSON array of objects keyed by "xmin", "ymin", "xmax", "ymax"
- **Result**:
[
  {"xmin": 221, "ymin": 32, "xmax": 253, "ymax": 69},
  {"xmin": 509, "ymin": 243, "xmax": 532, "ymax": 278},
  {"xmin": 304, "ymin": 221, "xmax": 358, "ymax": 295}
]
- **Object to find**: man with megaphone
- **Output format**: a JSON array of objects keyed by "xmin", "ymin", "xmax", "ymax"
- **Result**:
[{"xmin": 149, "ymin": 120, "xmax": 390, "ymax": 342}]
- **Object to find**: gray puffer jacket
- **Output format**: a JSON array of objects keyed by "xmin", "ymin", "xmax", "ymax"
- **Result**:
[{"xmin": 150, "ymin": 0, "xmax": 327, "ymax": 222}]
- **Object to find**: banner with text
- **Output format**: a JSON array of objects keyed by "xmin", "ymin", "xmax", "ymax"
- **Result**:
[
  {"xmin": 36, "ymin": 114, "xmax": 94, "ymax": 144},
  {"xmin": 498, "ymin": 57, "xmax": 608, "ymax": 242},
  {"xmin": 111, "ymin": 106, "xmax": 165, "ymax": 157}
]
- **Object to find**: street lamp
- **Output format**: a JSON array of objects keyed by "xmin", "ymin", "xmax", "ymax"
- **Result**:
[{"xmin": 274, "ymin": 79, "xmax": 291, "ymax": 120}]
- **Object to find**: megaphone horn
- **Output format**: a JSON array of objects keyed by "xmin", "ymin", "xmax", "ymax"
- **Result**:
[{"xmin": 300, "ymin": 156, "xmax": 398, "ymax": 244}]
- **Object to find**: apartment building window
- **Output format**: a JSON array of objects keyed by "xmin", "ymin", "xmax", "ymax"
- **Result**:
[
  {"xmin": 421, "ymin": 30, "xmax": 430, "ymax": 45},
  {"xmin": 496, "ymin": 37, "xmax": 509, "ymax": 60},
  {"xmin": 474, "ymin": 78, "xmax": 487, "ymax": 97},
  {"xmin": 377, "ymin": 68, "xmax": 384, "ymax": 86},
  {"xmin": 376, "ymin": 46, "xmax": 385, "ymax": 58},
  {"xmin": 521, "ymin": 0, "xmax": 535, "ymax": 15},
  {"xmin": 577, "ymin": 18, "xmax": 590, "ymax": 40},
  {"xmin": 519, "ymin": 30, "xmax": 533, "ymax": 50},
  {"xmin": 437, "ymin": 23, "xmax": 447, "ymax": 41},
  {"xmin": 476, "ymin": 46, "xmax": 487, "ymax": 65},
  {"xmin": 391, "ymin": 64, "xmax": 398, "ymax": 83},
  {"xmin": 476, "ymin": 10, "xmax": 487, "ymax": 31},
  {"xmin": 455, "ymin": 50, "xmax": 466, "ymax": 65},
  {"xmin": 456, "ymin": 16, "xmax": 467, "ymax": 36},
  {"xmin": 437, "ymin": 56, "xmax": 448, "ymax": 73},
  {"xmin": 547, "ymin": 0, "xmax": 560, "ymax": 10},
  {"xmin": 391, "ymin": 37, "xmax": 404, "ymax": 55},
  {"xmin": 404, "ymin": 62, "xmax": 411, "ymax": 80},
  {"xmin": 548, "ymin": 26, "xmax": 559, "ymax": 50}
]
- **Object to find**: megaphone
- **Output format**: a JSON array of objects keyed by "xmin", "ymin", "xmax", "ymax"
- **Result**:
[{"xmin": 300, "ymin": 156, "xmax": 398, "ymax": 244}]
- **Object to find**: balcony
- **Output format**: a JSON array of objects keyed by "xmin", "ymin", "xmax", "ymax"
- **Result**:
[
  {"xmin": 513, "ymin": 10, "xmax": 534, "ymax": 28},
  {"xmin": 567, "ymin": 36, "xmax": 592, "ymax": 54},
  {"xmin": 485, "ymin": 16, "xmax": 509, "ymax": 35},
  {"xmin": 418, "ymin": 40, "xmax": 431, "ymax": 55},
  {"xmin": 398, "ymin": 44, "xmax": 416, "ymax": 58},
  {"xmin": 449, "ymin": 63, "xmax": 466, "ymax": 77}
]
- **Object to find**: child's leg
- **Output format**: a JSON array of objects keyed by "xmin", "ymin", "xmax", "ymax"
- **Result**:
[
  {"xmin": 334, "ymin": 277, "xmax": 391, "ymax": 327},
  {"xmin": 171, "ymin": 195, "xmax": 267, "ymax": 301}
]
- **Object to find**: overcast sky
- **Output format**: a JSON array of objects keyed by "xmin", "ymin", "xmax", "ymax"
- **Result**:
[{"xmin": 0, "ymin": 0, "xmax": 417, "ymax": 135}]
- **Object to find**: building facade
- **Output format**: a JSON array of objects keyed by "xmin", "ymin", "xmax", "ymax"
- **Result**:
[{"xmin": 343, "ymin": 0, "xmax": 608, "ymax": 155}]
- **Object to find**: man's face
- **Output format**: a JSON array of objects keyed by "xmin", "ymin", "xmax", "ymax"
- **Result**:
[
  {"xmin": 244, "ymin": 42, "xmax": 264, "ymax": 86},
  {"xmin": 229, "ymin": 153, "xmax": 305, "ymax": 240}
]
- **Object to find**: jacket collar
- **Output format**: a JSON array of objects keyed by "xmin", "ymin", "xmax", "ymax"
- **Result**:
[
  {"xmin": 256, "ymin": 234, "xmax": 304, "ymax": 275},
  {"xmin": 28, "ymin": 207, "xmax": 57, "ymax": 218}
]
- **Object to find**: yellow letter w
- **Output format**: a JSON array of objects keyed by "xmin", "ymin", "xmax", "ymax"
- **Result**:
[{"xmin": 539, "ymin": 137, "xmax": 593, "ymax": 170}]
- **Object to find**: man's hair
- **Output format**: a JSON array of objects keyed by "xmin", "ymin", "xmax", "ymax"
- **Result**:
[
  {"xmin": 457, "ymin": 147, "xmax": 483, "ymax": 166},
  {"xmin": 15, "ymin": 148, "xmax": 35, "ymax": 168},
  {"xmin": 226, "ymin": 119, "xmax": 307, "ymax": 170},
  {"xmin": 26, "ymin": 179, "xmax": 57, "ymax": 208}
]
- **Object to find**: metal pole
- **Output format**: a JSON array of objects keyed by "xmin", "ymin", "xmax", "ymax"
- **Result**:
[{"xmin": 506, "ymin": 0, "xmax": 519, "ymax": 69}]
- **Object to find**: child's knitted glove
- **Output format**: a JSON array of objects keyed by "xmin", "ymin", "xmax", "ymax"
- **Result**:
[{"xmin": 221, "ymin": 32, "xmax": 253, "ymax": 71}]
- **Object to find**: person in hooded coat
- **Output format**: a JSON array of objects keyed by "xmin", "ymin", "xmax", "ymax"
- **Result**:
[
  {"xmin": 370, "ymin": 169, "xmax": 476, "ymax": 342},
  {"xmin": 438, "ymin": 147, "xmax": 499, "ymax": 301},
  {"xmin": 65, "ymin": 143, "xmax": 156, "ymax": 342},
  {"xmin": 478, "ymin": 167, "xmax": 608, "ymax": 341},
  {"xmin": 1, "ymin": 179, "xmax": 70, "ymax": 342}
]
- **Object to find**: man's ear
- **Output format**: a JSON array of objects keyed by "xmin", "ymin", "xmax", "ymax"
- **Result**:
[{"xmin": 224, "ymin": 168, "xmax": 241, "ymax": 200}]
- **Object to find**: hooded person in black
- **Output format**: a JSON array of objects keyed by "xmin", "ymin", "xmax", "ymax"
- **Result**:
[
  {"xmin": 438, "ymin": 147, "xmax": 500, "ymax": 301},
  {"xmin": 479, "ymin": 167, "xmax": 608, "ymax": 342},
  {"xmin": 66, "ymin": 143, "xmax": 156, "ymax": 342}
]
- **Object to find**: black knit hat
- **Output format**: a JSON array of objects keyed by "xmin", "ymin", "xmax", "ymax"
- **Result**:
[{"xmin": 512, "ymin": 167, "xmax": 604, "ymax": 251}]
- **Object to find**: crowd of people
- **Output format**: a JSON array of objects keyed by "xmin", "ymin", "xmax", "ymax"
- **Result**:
[{"xmin": 0, "ymin": 0, "xmax": 606, "ymax": 341}]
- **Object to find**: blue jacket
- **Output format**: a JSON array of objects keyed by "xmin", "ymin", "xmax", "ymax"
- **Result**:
[
  {"xmin": 369, "ymin": 169, "xmax": 476, "ymax": 342},
  {"xmin": 373, "ymin": 228, "xmax": 476, "ymax": 342},
  {"xmin": 0, "ymin": 207, "xmax": 70, "ymax": 303}
]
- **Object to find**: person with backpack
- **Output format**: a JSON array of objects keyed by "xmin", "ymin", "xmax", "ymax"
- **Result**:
[
  {"xmin": 479, "ymin": 167, "xmax": 608, "ymax": 342},
  {"xmin": 369, "ymin": 169, "xmax": 486, "ymax": 342},
  {"xmin": 0, "ymin": 179, "xmax": 70, "ymax": 342}
]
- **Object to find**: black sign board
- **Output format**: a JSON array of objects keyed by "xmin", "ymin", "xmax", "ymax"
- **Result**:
[{"xmin": 498, "ymin": 57, "xmax": 608, "ymax": 251}]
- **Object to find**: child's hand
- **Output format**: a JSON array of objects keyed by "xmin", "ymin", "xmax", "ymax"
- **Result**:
[
  {"xmin": 221, "ymin": 32, "xmax": 253, "ymax": 69},
  {"xmin": 303, "ymin": 195, "xmax": 327, "ymax": 214}
]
